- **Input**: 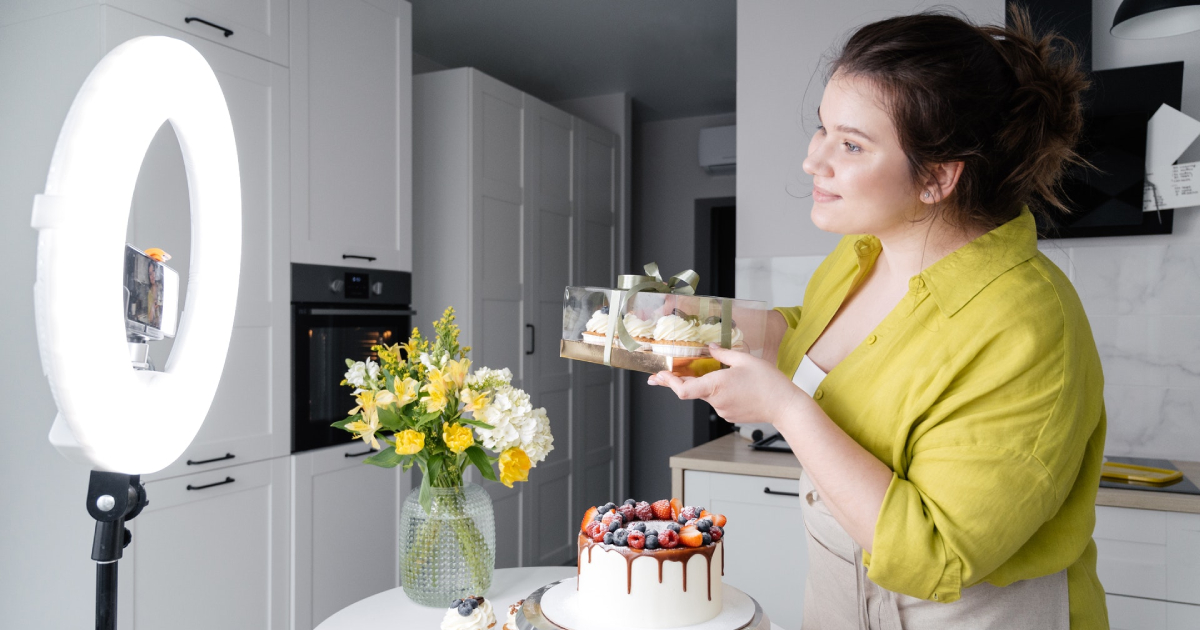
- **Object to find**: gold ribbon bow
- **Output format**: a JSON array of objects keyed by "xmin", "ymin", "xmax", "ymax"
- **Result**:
[{"xmin": 603, "ymin": 263, "xmax": 732, "ymax": 365}]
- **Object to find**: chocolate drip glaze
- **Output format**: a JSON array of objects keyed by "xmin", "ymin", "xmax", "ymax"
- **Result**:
[{"xmin": 577, "ymin": 534, "xmax": 720, "ymax": 601}]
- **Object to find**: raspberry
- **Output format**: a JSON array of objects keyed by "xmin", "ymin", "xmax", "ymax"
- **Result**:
[
  {"xmin": 591, "ymin": 528, "xmax": 605, "ymax": 543},
  {"xmin": 627, "ymin": 530, "xmax": 646, "ymax": 550},
  {"xmin": 709, "ymin": 525, "xmax": 723, "ymax": 542},
  {"xmin": 657, "ymin": 529, "xmax": 680, "ymax": 549},
  {"xmin": 635, "ymin": 501, "xmax": 654, "ymax": 521},
  {"xmin": 585, "ymin": 521, "xmax": 602, "ymax": 539},
  {"xmin": 651, "ymin": 500, "xmax": 672, "ymax": 520},
  {"xmin": 602, "ymin": 511, "xmax": 623, "ymax": 528},
  {"xmin": 618, "ymin": 504, "xmax": 638, "ymax": 522},
  {"xmin": 679, "ymin": 506, "xmax": 700, "ymax": 522}
]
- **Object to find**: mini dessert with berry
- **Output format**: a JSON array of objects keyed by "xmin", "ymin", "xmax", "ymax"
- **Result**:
[
  {"xmin": 576, "ymin": 498, "xmax": 727, "ymax": 628},
  {"xmin": 440, "ymin": 595, "xmax": 496, "ymax": 630},
  {"xmin": 502, "ymin": 600, "xmax": 524, "ymax": 630},
  {"xmin": 581, "ymin": 306, "xmax": 613, "ymax": 345}
]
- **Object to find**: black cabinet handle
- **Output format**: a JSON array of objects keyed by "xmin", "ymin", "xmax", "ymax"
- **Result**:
[
  {"xmin": 184, "ymin": 17, "xmax": 233, "ymax": 37},
  {"xmin": 525, "ymin": 324, "xmax": 535, "ymax": 355},
  {"xmin": 344, "ymin": 448, "xmax": 375, "ymax": 458},
  {"xmin": 342, "ymin": 254, "xmax": 377, "ymax": 262},
  {"xmin": 187, "ymin": 477, "xmax": 235, "ymax": 491},
  {"xmin": 763, "ymin": 486, "xmax": 800, "ymax": 497},
  {"xmin": 186, "ymin": 453, "xmax": 234, "ymax": 466}
]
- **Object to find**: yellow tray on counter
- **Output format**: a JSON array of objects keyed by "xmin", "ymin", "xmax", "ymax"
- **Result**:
[{"xmin": 1101, "ymin": 461, "xmax": 1183, "ymax": 485}]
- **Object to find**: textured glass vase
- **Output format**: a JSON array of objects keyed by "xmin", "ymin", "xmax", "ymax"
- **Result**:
[{"xmin": 399, "ymin": 482, "xmax": 496, "ymax": 606}]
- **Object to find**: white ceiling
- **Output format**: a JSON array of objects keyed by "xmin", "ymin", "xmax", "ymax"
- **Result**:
[{"xmin": 410, "ymin": 0, "xmax": 736, "ymax": 122}]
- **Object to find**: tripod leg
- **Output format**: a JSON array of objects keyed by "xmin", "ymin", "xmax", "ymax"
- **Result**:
[{"xmin": 96, "ymin": 561, "xmax": 117, "ymax": 630}]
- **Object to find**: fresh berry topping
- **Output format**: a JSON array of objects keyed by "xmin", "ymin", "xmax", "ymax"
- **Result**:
[
  {"xmin": 651, "ymin": 500, "xmax": 673, "ymax": 520},
  {"xmin": 702, "ymin": 532, "xmax": 712, "ymax": 546},
  {"xmin": 451, "ymin": 599, "xmax": 464, "ymax": 609},
  {"xmin": 628, "ymin": 521, "xmax": 647, "ymax": 533},
  {"xmin": 457, "ymin": 603, "xmax": 473, "ymax": 616},
  {"xmin": 601, "ymin": 502, "xmax": 617, "ymax": 513},
  {"xmin": 602, "ymin": 511, "xmax": 623, "ymax": 528},
  {"xmin": 710, "ymin": 513, "xmax": 727, "ymax": 527},
  {"xmin": 623, "ymin": 498, "xmax": 637, "ymax": 506},
  {"xmin": 679, "ymin": 506, "xmax": 701, "ymax": 522},
  {"xmin": 670, "ymin": 498, "xmax": 682, "ymax": 521},
  {"xmin": 657, "ymin": 529, "xmax": 680, "ymax": 549},
  {"xmin": 695, "ymin": 519, "xmax": 712, "ymax": 533},
  {"xmin": 594, "ymin": 512, "xmax": 604, "ymax": 521},
  {"xmin": 645, "ymin": 534, "xmax": 660, "ymax": 550},
  {"xmin": 587, "ymin": 521, "xmax": 604, "ymax": 539},
  {"xmin": 617, "ymin": 504, "xmax": 637, "ymax": 522},
  {"xmin": 683, "ymin": 518, "xmax": 697, "ymax": 528},
  {"xmin": 613, "ymin": 528, "xmax": 630, "ymax": 546},
  {"xmin": 627, "ymin": 530, "xmax": 646, "ymax": 550},
  {"xmin": 635, "ymin": 501, "xmax": 654, "ymax": 521},
  {"xmin": 677, "ymin": 514, "xmax": 689, "ymax": 525},
  {"xmin": 591, "ymin": 528, "xmax": 606, "ymax": 543},
  {"xmin": 581, "ymin": 506, "xmax": 599, "ymax": 533},
  {"xmin": 664, "ymin": 522, "xmax": 681, "ymax": 533},
  {"xmin": 603, "ymin": 532, "xmax": 614, "ymax": 545},
  {"xmin": 607, "ymin": 519, "xmax": 621, "ymax": 533},
  {"xmin": 709, "ymin": 525, "xmax": 723, "ymax": 542},
  {"xmin": 679, "ymin": 527, "xmax": 704, "ymax": 548},
  {"xmin": 601, "ymin": 305, "xmax": 610, "ymax": 315}
]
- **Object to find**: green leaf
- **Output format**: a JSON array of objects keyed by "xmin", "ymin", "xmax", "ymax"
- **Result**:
[
  {"xmin": 330, "ymin": 416, "xmax": 357, "ymax": 430},
  {"xmin": 465, "ymin": 446, "xmax": 497, "ymax": 481},
  {"xmin": 428, "ymin": 453, "xmax": 443, "ymax": 482},
  {"xmin": 376, "ymin": 406, "xmax": 404, "ymax": 431},
  {"xmin": 457, "ymin": 417, "xmax": 495, "ymax": 431},
  {"xmin": 364, "ymin": 448, "xmax": 404, "ymax": 468},
  {"xmin": 417, "ymin": 463, "xmax": 432, "ymax": 513},
  {"xmin": 345, "ymin": 358, "xmax": 356, "ymax": 368}
]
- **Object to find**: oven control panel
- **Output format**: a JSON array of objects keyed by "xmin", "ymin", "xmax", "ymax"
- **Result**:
[{"xmin": 292, "ymin": 263, "xmax": 411, "ymax": 306}]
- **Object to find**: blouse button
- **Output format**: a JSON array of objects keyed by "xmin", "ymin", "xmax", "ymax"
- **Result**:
[
  {"xmin": 866, "ymin": 334, "xmax": 877, "ymax": 345},
  {"xmin": 813, "ymin": 389, "xmax": 825, "ymax": 401},
  {"xmin": 909, "ymin": 276, "xmax": 925, "ymax": 291}
]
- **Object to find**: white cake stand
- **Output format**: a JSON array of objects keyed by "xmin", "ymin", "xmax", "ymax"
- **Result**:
[{"xmin": 516, "ymin": 578, "xmax": 772, "ymax": 630}]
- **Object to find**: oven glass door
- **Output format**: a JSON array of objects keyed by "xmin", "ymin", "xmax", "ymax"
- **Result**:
[{"xmin": 293, "ymin": 306, "xmax": 411, "ymax": 453}]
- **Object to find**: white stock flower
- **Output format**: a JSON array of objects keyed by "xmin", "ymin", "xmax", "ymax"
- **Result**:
[
  {"xmin": 344, "ymin": 360, "xmax": 376, "ymax": 392},
  {"xmin": 465, "ymin": 367, "xmax": 512, "ymax": 392}
]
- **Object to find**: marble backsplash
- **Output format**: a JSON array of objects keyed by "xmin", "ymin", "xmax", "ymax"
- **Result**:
[{"xmin": 736, "ymin": 228, "xmax": 1200, "ymax": 462}]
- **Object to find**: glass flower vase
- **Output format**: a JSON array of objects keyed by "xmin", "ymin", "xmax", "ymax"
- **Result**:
[{"xmin": 399, "ymin": 482, "xmax": 496, "ymax": 606}]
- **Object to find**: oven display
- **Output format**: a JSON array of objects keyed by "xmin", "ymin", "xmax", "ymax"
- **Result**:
[{"xmin": 344, "ymin": 272, "xmax": 369, "ymax": 299}]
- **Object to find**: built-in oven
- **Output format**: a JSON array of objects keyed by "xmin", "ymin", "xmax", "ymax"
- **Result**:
[{"xmin": 292, "ymin": 263, "xmax": 413, "ymax": 453}]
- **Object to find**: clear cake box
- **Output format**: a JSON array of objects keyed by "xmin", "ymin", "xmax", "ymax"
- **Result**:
[{"xmin": 560, "ymin": 285, "xmax": 769, "ymax": 377}]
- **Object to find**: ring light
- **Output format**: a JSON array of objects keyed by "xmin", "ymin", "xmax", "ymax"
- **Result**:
[{"xmin": 32, "ymin": 36, "xmax": 241, "ymax": 475}]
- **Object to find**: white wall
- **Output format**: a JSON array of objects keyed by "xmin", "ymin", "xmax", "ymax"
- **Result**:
[{"xmin": 630, "ymin": 112, "xmax": 736, "ymax": 501}]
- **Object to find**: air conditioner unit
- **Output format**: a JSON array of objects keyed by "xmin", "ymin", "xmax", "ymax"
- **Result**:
[{"xmin": 699, "ymin": 125, "xmax": 735, "ymax": 174}]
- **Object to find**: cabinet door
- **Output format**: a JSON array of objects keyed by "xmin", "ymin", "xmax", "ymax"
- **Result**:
[
  {"xmin": 108, "ymin": 0, "xmax": 288, "ymax": 65},
  {"xmin": 292, "ymin": 445, "xmax": 409, "ymax": 629},
  {"xmin": 468, "ymin": 71, "xmax": 528, "ymax": 569},
  {"xmin": 120, "ymin": 457, "xmax": 291, "ymax": 630},
  {"xmin": 574, "ymin": 118, "xmax": 621, "ymax": 513},
  {"xmin": 684, "ymin": 471, "xmax": 806, "ymax": 630},
  {"xmin": 108, "ymin": 8, "xmax": 291, "ymax": 482},
  {"xmin": 521, "ymin": 95, "xmax": 576, "ymax": 567},
  {"xmin": 291, "ymin": 0, "xmax": 412, "ymax": 271}
]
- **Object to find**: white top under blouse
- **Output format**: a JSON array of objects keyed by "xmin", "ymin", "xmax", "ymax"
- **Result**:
[{"xmin": 792, "ymin": 354, "xmax": 828, "ymax": 398}]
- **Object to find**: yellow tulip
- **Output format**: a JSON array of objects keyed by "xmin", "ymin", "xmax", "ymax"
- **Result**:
[
  {"xmin": 394, "ymin": 429, "xmax": 425, "ymax": 455},
  {"xmin": 460, "ymin": 388, "xmax": 490, "ymax": 413},
  {"xmin": 498, "ymin": 447, "xmax": 531, "ymax": 488},
  {"xmin": 395, "ymin": 377, "xmax": 420, "ymax": 406},
  {"xmin": 442, "ymin": 422, "xmax": 474, "ymax": 454},
  {"xmin": 344, "ymin": 416, "xmax": 380, "ymax": 451}
]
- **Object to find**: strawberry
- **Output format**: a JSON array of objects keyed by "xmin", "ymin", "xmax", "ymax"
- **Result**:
[
  {"xmin": 657, "ymin": 529, "xmax": 680, "ymax": 549},
  {"xmin": 669, "ymin": 498, "xmax": 682, "ymax": 521},
  {"xmin": 635, "ymin": 501, "xmax": 654, "ymax": 521},
  {"xmin": 709, "ymin": 513, "xmax": 727, "ymax": 527},
  {"xmin": 627, "ymin": 530, "xmax": 646, "ymax": 550},
  {"xmin": 581, "ymin": 506, "xmax": 599, "ymax": 533},
  {"xmin": 679, "ymin": 526, "xmax": 704, "ymax": 548},
  {"xmin": 617, "ymin": 503, "xmax": 638, "ymax": 522},
  {"xmin": 651, "ymin": 500, "xmax": 673, "ymax": 520},
  {"xmin": 709, "ymin": 525, "xmax": 723, "ymax": 542}
]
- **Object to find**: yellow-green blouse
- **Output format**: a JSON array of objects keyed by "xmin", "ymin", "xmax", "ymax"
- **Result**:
[{"xmin": 775, "ymin": 208, "xmax": 1108, "ymax": 629}]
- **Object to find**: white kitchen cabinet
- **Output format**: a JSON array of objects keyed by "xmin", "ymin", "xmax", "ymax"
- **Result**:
[
  {"xmin": 108, "ymin": 0, "xmax": 288, "ymax": 65},
  {"xmin": 119, "ymin": 456, "xmax": 291, "ymax": 630},
  {"xmin": 290, "ymin": 0, "xmax": 412, "ymax": 271},
  {"xmin": 1107, "ymin": 593, "xmax": 1200, "ymax": 630},
  {"xmin": 1095, "ymin": 505, "xmax": 1200, "ymax": 606},
  {"xmin": 414, "ymin": 68, "xmax": 624, "ymax": 568},
  {"xmin": 684, "ymin": 470, "xmax": 806, "ymax": 630},
  {"xmin": 103, "ymin": 7, "xmax": 292, "ymax": 482},
  {"xmin": 292, "ymin": 444, "xmax": 411, "ymax": 629}
]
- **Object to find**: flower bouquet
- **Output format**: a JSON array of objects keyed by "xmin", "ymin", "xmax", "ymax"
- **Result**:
[{"xmin": 334, "ymin": 307, "xmax": 552, "ymax": 605}]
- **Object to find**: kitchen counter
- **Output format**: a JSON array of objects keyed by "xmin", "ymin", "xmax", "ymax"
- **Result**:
[{"xmin": 670, "ymin": 434, "xmax": 1200, "ymax": 515}]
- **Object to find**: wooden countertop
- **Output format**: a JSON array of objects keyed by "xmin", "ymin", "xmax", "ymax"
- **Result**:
[{"xmin": 670, "ymin": 434, "xmax": 1200, "ymax": 515}]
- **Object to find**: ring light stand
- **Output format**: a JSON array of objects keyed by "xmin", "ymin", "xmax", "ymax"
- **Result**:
[{"xmin": 31, "ymin": 37, "xmax": 241, "ymax": 630}]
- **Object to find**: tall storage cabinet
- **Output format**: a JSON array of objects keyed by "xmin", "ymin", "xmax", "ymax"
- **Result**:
[{"xmin": 414, "ymin": 68, "xmax": 624, "ymax": 568}]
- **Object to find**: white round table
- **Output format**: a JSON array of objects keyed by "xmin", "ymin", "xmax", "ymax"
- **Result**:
[{"xmin": 316, "ymin": 566, "xmax": 786, "ymax": 630}]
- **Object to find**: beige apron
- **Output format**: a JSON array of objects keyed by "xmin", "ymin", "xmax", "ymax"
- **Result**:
[{"xmin": 798, "ymin": 472, "xmax": 1069, "ymax": 629}]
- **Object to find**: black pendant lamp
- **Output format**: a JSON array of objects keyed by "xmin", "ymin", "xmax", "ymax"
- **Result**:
[{"xmin": 1111, "ymin": 0, "xmax": 1200, "ymax": 38}]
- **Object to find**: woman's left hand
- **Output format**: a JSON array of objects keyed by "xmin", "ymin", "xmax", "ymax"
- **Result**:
[{"xmin": 648, "ymin": 345, "xmax": 810, "ymax": 426}]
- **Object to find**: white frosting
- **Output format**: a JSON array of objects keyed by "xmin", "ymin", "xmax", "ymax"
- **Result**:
[
  {"xmin": 585, "ymin": 309, "xmax": 611, "ymax": 334},
  {"xmin": 653, "ymin": 315, "xmax": 701, "ymax": 343},
  {"xmin": 577, "ymin": 539, "xmax": 723, "ymax": 628},
  {"xmin": 505, "ymin": 601, "xmax": 522, "ymax": 630},
  {"xmin": 623, "ymin": 313, "xmax": 655, "ymax": 338},
  {"xmin": 697, "ymin": 323, "xmax": 744, "ymax": 347},
  {"xmin": 440, "ymin": 599, "xmax": 496, "ymax": 630}
]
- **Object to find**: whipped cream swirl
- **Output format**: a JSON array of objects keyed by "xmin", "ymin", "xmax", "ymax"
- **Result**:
[
  {"xmin": 622, "ymin": 313, "xmax": 655, "ymax": 338},
  {"xmin": 441, "ymin": 598, "xmax": 495, "ymax": 630},
  {"xmin": 584, "ymin": 309, "xmax": 611, "ymax": 334},
  {"xmin": 698, "ymin": 322, "xmax": 744, "ymax": 347},
  {"xmin": 653, "ymin": 314, "xmax": 701, "ymax": 342}
]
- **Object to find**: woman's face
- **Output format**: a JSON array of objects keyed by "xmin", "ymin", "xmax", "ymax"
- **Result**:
[{"xmin": 803, "ymin": 72, "xmax": 924, "ymax": 237}]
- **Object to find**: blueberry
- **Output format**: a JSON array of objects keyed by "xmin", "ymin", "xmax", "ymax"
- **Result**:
[
  {"xmin": 451, "ymin": 599, "xmax": 464, "ymax": 609},
  {"xmin": 665, "ymin": 522, "xmax": 681, "ymax": 533},
  {"xmin": 607, "ymin": 519, "xmax": 621, "ymax": 533},
  {"xmin": 623, "ymin": 498, "xmax": 636, "ymax": 506},
  {"xmin": 694, "ymin": 506, "xmax": 706, "ymax": 514},
  {"xmin": 677, "ymin": 514, "xmax": 688, "ymax": 524},
  {"xmin": 603, "ymin": 532, "xmax": 614, "ymax": 545},
  {"xmin": 466, "ymin": 598, "xmax": 479, "ymax": 609},
  {"xmin": 645, "ymin": 535, "xmax": 660, "ymax": 550},
  {"xmin": 457, "ymin": 604, "xmax": 473, "ymax": 616},
  {"xmin": 601, "ymin": 305, "xmax": 609, "ymax": 315},
  {"xmin": 613, "ymin": 528, "xmax": 630, "ymax": 546},
  {"xmin": 602, "ymin": 502, "xmax": 617, "ymax": 513},
  {"xmin": 593, "ymin": 512, "xmax": 604, "ymax": 521},
  {"xmin": 695, "ymin": 520, "xmax": 711, "ymax": 533},
  {"xmin": 628, "ymin": 522, "xmax": 646, "ymax": 533},
  {"xmin": 702, "ymin": 533, "xmax": 712, "ymax": 546}
]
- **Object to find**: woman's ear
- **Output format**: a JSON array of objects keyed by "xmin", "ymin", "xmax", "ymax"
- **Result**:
[{"xmin": 922, "ymin": 161, "xmax": 965, "ymax": 203}]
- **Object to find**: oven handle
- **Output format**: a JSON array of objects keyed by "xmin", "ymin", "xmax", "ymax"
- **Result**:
[{"xmin": 305, "ymin": 308, "xmax": 415, "ymax": 317}]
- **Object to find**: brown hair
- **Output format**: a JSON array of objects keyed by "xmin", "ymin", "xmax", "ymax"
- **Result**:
[{"xmin": 828, "ymin": 5, "xmax": 1089, "ymax": 230}]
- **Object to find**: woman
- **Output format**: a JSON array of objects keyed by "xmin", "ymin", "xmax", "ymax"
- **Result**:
[{"xmin": 650, "ymin": 8, "xmax": 1107, "ymax": 629}]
